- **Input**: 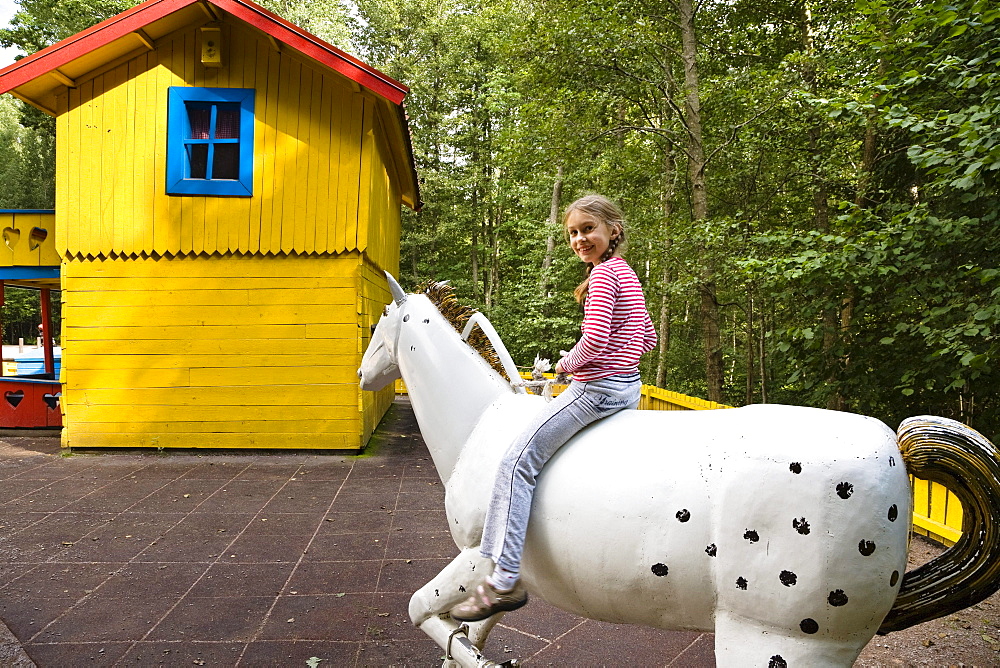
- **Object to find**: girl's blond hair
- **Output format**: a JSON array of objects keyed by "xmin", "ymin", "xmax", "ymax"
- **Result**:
[{"xmin": 565, "ymin": 195, "xmax": 627, "ymax": 303}]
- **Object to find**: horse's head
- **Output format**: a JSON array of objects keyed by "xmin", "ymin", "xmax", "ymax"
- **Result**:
[{"xmin": 358, "ymin": 272, "xmax": 408, "ymax": 391}]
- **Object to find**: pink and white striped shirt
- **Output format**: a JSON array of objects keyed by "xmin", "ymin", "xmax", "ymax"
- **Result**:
[{"xmin": 559, "ymin": 257, "xmax": 658, "ymax": 381}]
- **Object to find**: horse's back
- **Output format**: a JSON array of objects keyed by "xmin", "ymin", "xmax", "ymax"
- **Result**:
[{"xmin": 525, "ymin": 404, "xmax": 910, "ymax": 641}]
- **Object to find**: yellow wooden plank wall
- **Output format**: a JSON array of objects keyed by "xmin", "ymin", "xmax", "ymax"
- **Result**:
[
  {"xmin": 358, "ymin": 261, "xmax": 395, "ymax": 443},
  {"xmin": 56, "ymin": 20, "xmax": 404, "ymax": 261},
  {"xmin": 0, "ymin": 212, "xmax": 59, "ymax": 267},
  {"xmin": 60, "ymin": 253, "xmax": 369, "ymax": 449}
]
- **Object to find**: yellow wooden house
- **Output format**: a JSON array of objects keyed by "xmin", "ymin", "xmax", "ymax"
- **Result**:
[{"xmin": 0, "ymin": 0, "xmax": 419, "ymax": 450}]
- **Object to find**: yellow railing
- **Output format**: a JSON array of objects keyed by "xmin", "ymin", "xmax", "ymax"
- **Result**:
[
  {"xmin": 911, "ymin": 478, "xmax": 962, "ymax": 546},
  {"xmin": 393, "ymin": 376, "xmax": 732, "ymax": 412},
  {"xmin": 393, "ymin": 375, "xmax": 960, "ymax": 544}
]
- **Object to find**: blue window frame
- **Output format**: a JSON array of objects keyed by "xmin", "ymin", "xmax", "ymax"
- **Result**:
[{"xmin": 166, "ymin": 87, "xmax": 255, "ymax": 197}]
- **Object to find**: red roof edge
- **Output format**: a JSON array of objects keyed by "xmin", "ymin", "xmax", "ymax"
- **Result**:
[{"xmin": 0, "ymin": 0, "xmax": 408, "ymax": 106}]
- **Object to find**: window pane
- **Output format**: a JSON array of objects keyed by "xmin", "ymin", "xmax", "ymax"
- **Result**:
[
  {"xmin": 216, "ymin": 107, "xmax": 240, "ymax": 139},
  {"xmin": 188, "ymin": 144, "xmax": 208, "ymax": 178},
  {"xmin": 212, "ymin": 144, "xmax": 239, "ymax": 180},
  {"xmin": 188, "ymin": 106, "xmax": 211, "ymax": 139}
]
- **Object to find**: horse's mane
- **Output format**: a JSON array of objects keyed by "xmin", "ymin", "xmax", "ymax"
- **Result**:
[{"xmin": 420, "ymin": 281, "xmax": 510, "ymax": 381}]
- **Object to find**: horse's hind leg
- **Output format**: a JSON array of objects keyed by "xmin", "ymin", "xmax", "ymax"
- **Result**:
[{"xmin": 714, "ymin": 611, "xmax": 867, "ymax": 668}]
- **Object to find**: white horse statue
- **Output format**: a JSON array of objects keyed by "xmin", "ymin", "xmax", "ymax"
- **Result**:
[{"xmin": 357, "ymin": 274, "xmax": 1000, "ymax": 668}]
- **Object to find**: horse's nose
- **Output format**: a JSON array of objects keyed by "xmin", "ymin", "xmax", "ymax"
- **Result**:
[{"xmin": 357, "ymin": 368, "xmax": 363, "ymax": 380}]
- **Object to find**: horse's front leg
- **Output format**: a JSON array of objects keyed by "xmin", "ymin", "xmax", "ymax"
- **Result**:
[
  {"xmin": 409, "ymin": 547, "xmax": 493, "ymax": 625},
  {"xmin": 410, "ymin": 548, "xmax": 511, "ymax": 667}
]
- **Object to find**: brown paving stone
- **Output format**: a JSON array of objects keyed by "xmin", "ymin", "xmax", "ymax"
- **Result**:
[
  {"xmin": 398, "ymin": 477, "xmax": 446, "ymax": 494},
  {"xmin": 116, "ymin": 640, "xmax": 245, "ymax": 666},
  {"xmin": 558, "ymin": 620, "xmax": 706, "ymax": 665},
  {"xmin": 317, "ymin": 510, "xmax": 395, "ymax": 535},
  {"xmin": 0, "ymin": 597, "xmax": 70, "ymax": 641},
  {"xmin": 124, "ymin": 479, "xmax": 229, "ymax": 513},
  {"xmin": 355, "ymin": 639, "xmax": 440, "ymax": 667},
  {"xmin": 376, "ymin": 558, "xmax": 452, "ymax": 595},
  {"xmin": 240, "ymin": 512, "xmax": 319, "ymax": 536},
  {"xmin": 388, "ymin": 509, "xmax": 449, "ymax": 533},
  {"xmin": 241, "ymin": 640, "xmax": 361, "ymax": 666},
  {"xmin": 258, "ymin": 593, "xmax": 375, "ymax": 642},
  {"xmin": 223, "ymin": 532, "xmax": 312, "ymax": 564},
  {"xmin": 329, "ymin": 490, "xmax": 396, "ymax": 511},
  {"xmin": 285, "ymin": 561, "xmax": 380, "ymax": 596},
  {"xmin": 481, "ymin": 625, "xmax": 551, "ymax": 664},
  {"xmin": 384, "ymin": 530, "xmax": 457, "ymax": 560},
  {"xmin": 337, "ymin": 476, "xmax": 403, "ymax": 497},
  {"xmin": 302, "ymin": 533, "xmax": 386, "ymax": 562},
  {"xmin": 23, "ymin": 640, "xmax": 132, "ymax": 666},
  {"xmin": 12, "ymin": 512, "xmax": 117, "ymax": 546},
  {"xmin": 181, "ymin": 461, "xmax": 253, "ymax": 480},
  {"xmin": 147, "ymin": 596, "xmax": 275, "ymax": 642},
  {"xmin": 484, "ymin": 595, "xmax": 585, "ymax": 643},
  {"xmin": 33, "ymin": 595, "xmax": 177, "ymax": 643},
  {"xmin": 366, "ymin": 593, "xmax": 425, "ymax": 642},
  {"xmin": 395, "ymin": 491, "xmax": 446, "ymax": 512},
  {"xmin": 194, "ymin": 480, "xmax": 285, "ymax": 514},
  {"xmin": 187, "ymin": 563, "xmax": 295, "ymax": 598},
  {"xmin": 1, "ymin": 562, "xmax": 116, "ymax": 601},
  {"xmin": 671, "ymin": 632, "xmax": 716, "ymax": 666}
]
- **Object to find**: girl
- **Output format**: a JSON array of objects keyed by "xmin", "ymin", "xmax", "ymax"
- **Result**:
[{"xmin": 451, "ymin": 194, "xmax": 658, "ymax": 622}]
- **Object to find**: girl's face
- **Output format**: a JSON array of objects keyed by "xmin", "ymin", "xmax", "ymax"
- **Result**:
[{"xmin": 566, "ymin": 209, "xmax": 620, "ymax": 265}]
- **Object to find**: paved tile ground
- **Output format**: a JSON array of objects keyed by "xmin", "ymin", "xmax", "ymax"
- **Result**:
[{"xmin": 0, "ymin": 397, "xmax": 715, "ymax": 667}]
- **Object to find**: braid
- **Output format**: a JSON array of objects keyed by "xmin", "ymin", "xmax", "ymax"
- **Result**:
[
  {"xmin": 565, "ymin": 195, "xmax": 629, "ymax": 304},
  {"xmin": 601, "ymin": 234, "xmax": 621, "ymax": 263}
]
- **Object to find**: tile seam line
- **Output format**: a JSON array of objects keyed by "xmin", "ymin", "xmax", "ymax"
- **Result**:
[
  {"xmin": 351, "ymin": 466, "xmax": 403, "ymax": 667},
  {"xmin": 18, "ymin": 459, "xmax": 192, "ymax": 644},
  {"xmin": 236, "ymin": 457, "xmax": 357, "ymax": 666},
  {"xmin": 113, "ymin": 459, "xmax": 264, "ymax": 663},
  {"xmin": 666, "ymin": 632, "xmax": 711, "ymax": 667}
]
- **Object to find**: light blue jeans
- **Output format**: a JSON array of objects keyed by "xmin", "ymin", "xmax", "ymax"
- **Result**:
[{"xmin": 480, "ymin": 372, "xmax": 642, "ymax": 573}]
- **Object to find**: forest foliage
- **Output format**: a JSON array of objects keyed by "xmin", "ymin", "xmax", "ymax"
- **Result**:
[{"xmin": 1, "ymin": 0, "xmax": 998, "ymax": 435}]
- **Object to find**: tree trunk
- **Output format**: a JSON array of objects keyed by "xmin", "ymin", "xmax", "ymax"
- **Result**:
[
  {"xmin": 679, "ymin": 0, "xmax": 723, "ymax": 402},
  {"xmin": 540, "ymin": 166, "xmax": 563, "ymax": 299},
  {"xmin": 656, "ymin": 265, "xmax": 672, "ymax": 388},
  {"xmin": 799, "ymin": 0, "xmax": 843, "ymax": 411}
]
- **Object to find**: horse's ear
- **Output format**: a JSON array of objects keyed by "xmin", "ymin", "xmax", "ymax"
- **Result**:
[{"xmin": 385, "ymin": 272, "xmax": 408, "ymax": 305}]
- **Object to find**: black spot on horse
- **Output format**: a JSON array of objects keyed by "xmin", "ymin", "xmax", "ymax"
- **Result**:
[
  {"xmin": 705, "ymin": 544, "xmax": 717, "ymax": 557},
  {"xmin": 859, "ymin": 539, "xmax": 876, "ymax": 556},
  {"xmin": 889, "ymin": 456, "xmax": 896, "ymax": 467},
  {"xmin": 792, "ymin": 517, "xmax": 811, "ymax": 535},
  {"xmin": 422, "ymin": 318, "xmax": 430, "ymax": 324},
  {"xmin": 888, "ymin": 504, "xmax": 898, "ymax": 522},
  {"xmin": 779, "ymin": 570, "xmax": 797, "ymax": 586},
  {"xmin": 828, "ymin": 589, "xmax": 849, "ymax": 606},
  {"xmin": 651, "ymin": 563, "xmax": 669, "ymax": 577},
  {"xmin": 459, "ymin": 585, "xmax": 466, "ymax": 593},
  {"xmin": 890, "ymin": 571, "xmax": 900, "ymax": 587},
  {"xmin": 736, "ymin": 577, "xmax": 748, "ymax": 590},
  {"xmin": 744, "ymin": 529, "xmax": 760, "ymax": 543},
  {"xmin": 769, "ymin": 656, "xmax": 787, "ymax": 668},
  {"xmin": 403, "ymin": 314, "xmax": 410, "ymax": 322},
  {"xmin": 789, "ymin": 462, "xmax": 802, "ymax": 474},
  {"xmin": 836, "ymin": 482, "xmax": 854, "ymax": 499},
  {"xmin": 676, "ymin": 509, "xmax": 691, "ymax": 523},
  {"xmin": 800, "ymin": 618, "xmax": 819, "ymax": 634}
]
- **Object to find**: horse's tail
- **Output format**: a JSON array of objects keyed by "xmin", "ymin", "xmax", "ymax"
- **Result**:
[{"xmin": 878, "ymin": 415, "xmax": 1000, "ymax": 634}]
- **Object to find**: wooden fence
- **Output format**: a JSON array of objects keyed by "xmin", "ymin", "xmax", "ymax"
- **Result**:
[{"xmin": 394, "ymin": 376, "xmax": 961, "ymax": 544}]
